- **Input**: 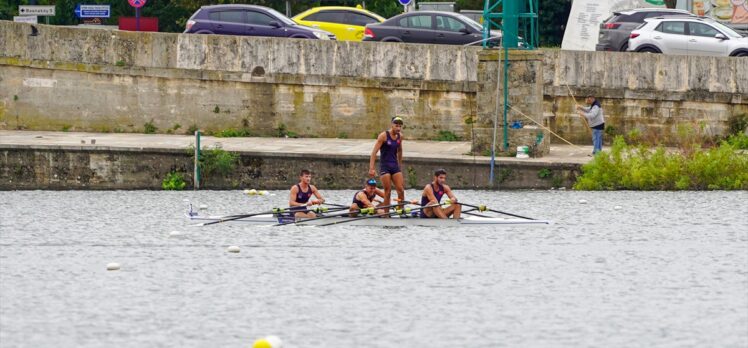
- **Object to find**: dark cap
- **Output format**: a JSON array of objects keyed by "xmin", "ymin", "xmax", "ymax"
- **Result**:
[
  {"xmin": 366, "ymin": 178, "xmax": 377, "ymax": 186},
  {"xmin": 391, "ymin": 116, "xmax": 404, "ymax": 125}
]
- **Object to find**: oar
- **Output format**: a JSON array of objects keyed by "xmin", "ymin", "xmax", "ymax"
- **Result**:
[
  {"xmin": 452, "ymin": 201, "xmax": 536, "ymax": 220},
  {"xmin": 317, "ymin": 203, "xmax": 442, "ymax": 227},
  {"xmin": 274, "ymin": 202, "xmax": 410, "ymax": 227},
  {"xmin": 195, "ymin": 205, "xmax": 334, "ymax": 227},
  {"xmin": 323, "ymin": 202, "xmax": 349, "ymax": 208}
]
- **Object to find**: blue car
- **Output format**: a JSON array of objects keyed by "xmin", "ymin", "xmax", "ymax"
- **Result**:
[{"xmin": 184, "ymin": 4, "xmax": 335, "ymax": 40}]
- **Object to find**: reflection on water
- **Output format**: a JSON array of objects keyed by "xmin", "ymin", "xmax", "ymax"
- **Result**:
[{"xmin": 1, "ymin": 190, "xmax": 746, "ymax": 347}]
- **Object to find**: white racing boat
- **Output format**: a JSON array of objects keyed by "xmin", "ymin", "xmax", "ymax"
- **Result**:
[{"xmin": 187, "ymin": 208, "xmax": 551, "ymax": 227}]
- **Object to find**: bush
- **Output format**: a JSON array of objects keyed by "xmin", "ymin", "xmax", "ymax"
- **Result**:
[
  {"xmin": 214, "ymin": 128, "xmax": 252, "ymax": 138},
  {"xmin": 144, "ymin": 120, "xmax": 158, "ymax": 134},
  {"xmin": 200, "ymin": 146, "xmax": 238, "ymax": 177},
  {"xmin": 725, "ymin": 133, "xmax": 748, "ymax": 150},
  {"xmin": 574, "ymin": 136, "xmax": 748, "ymax": 190},
  {"xmin": 434, "ymin": 130, "xmax": 460, "ymax": 141},
  {"xmin": 162, "ymin": 172, "xmax": 186, "ymax": 190}
]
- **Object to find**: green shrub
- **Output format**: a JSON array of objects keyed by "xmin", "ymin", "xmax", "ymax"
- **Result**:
[
  {"xmin": 538, "ymin": 168, "xmax": 552, "ymax": 179},
  {"xmin": 143, "ymin": 120, "xmax": 157, "ymax": 134},
  {"xmin": 725, "ymin": 133, "xmax": 748, "ymax": 150},
  {"xmin": 214, "ymin": 128, "xmax": 252, "ymax": 138},
  {"xmin": 574, "ymin": 136, "xmax": 748, "ymax": 190},
  {"xmin": 434, "ymin": 130, "xmax": 460, "ymax": 141},
  {"xmin": 186, "ymin": 124, "xmax": 198, "ymax": 135},
  {"xmin": 275, "ymin": 123, "xmax": 298, "ymax": 138},
  {"xmin": 162, "ymin": 172, "xmax": 186, "ymax": 190},
  {"xmin": 200, "ymin": 146, "xmax": 238, "ymax": 177}
]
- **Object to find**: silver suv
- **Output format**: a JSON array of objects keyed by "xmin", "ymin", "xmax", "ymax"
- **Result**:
[
  {"xmin": 596, "ymin": 8, "xmax": 693, "ymax": 52},
  {"xmin": 628, "ymin": 16, "xmax": 748, "ymax": 57}
]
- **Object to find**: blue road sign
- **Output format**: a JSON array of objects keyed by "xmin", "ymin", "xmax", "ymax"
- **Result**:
[
  {"xmin": 398, "ymin": 0, "xmax": 413, "ymax": 5},
  {"xmin": 74, "ymin": 4, "xmax": 111, "ymax": 18}
]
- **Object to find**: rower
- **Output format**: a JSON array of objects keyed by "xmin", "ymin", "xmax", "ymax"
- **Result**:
[
  {"xmin": 419, "ymin": 169, "xmax": 460, "ymax": 219},
  {"xmin": 288, "ymin": 169, "xmax": 325, "ymax": 219},
  {"xmin": 350, "ymin": 178, "xmax": 385, "ymax": 217},
  {"xmin": 369, "ymin": 116, "xmax": 406, "ymax": 212}
]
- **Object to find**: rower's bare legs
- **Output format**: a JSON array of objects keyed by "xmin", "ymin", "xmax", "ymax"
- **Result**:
[
  {"xmin": 443, "ymin": 204, "xmax": 461, "ymax": 219},
  {"xmin": 380, "ymin": 173, "xmax": 392, "ymax": 214},
  {"xmin": 423, "ymin": 200, "xmax": 448, "ymax": 219},
  {"xmin": 349, "ymin": 203, "xmax": 361, "ymax": 217},
  {"xmin": 294, "ymin": 211, "xmax": 316, "ymax": 219},
  {"xmin": 391, "ymin": 172, "xmax": 405, "ymax": 210}
]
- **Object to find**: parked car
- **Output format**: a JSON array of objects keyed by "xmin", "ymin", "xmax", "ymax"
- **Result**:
[
  {"xmin": 184, "ymin": 5, "xmax": 335, "ymax": 40},
  {"xmin": 628, "ymin": 16, "xmax": 748, "ymax": 56},
  {"xmin": 292, "ymin": 6, "xmax": 385, "ymax": 41},
  {"xmin": 596, "ymin": 8, "xmax": 693, "ymax": 52},
  {"xmin": 363, "ymin": 11, "xmax": 499, "ymax": 46}
]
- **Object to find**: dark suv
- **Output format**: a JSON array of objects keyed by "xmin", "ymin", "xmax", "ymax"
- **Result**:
[
  {"xmin": 596, "ymin": 8, "xmax": 693, "ymax": 51},
  {"xmin": 184, "ymin": 5, "xmax": 335, "ymax": 40}
]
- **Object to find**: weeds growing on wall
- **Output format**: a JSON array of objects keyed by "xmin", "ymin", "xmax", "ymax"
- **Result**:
[
  {"xmin": 162, "ymin": 172, "xmax": 187, "ymax": 190},
  {"xmin": 200, "ymin": 146, "xmax": 239, "ymax": 178},
  {"xmin": 574, "ymin": 136, "xmax": 748, "ymax": 190},
  {"xmin": 434, "ymin": 130, "xmax": 461, "ymax": 141},
  {"xmin": 214, "ymin": 128, "xmax": 253, "ymax": 138}
]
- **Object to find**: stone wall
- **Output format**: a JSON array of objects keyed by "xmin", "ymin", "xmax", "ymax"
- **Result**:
[
  {"xmin": 0, "ymin": 145, "xmax": 580, "ymax": 190},
  {"xmin": 543, "ymin": 50, "xmax": 748, "ymax": 144},
  {"xmin": 0, "ymin": 21, "xmax": 479, "ymax": 140}
]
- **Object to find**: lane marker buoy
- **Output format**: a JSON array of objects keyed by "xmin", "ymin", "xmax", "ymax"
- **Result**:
[
  {"xmin": 579, "ymin": 199, "xmax": 588, "ymax": 204},
  {"xmin": 614, "ymin": 205, "xmax": 622, "ymax": 210},
  {"xmin": 227, "ymin": 246, "xmax": 240, "ymax": 253},
  {"xmin": 106, "ymin": 262, "xmax": 120, "ymax": 271},
  {"xmin": 253, "ymin": 336, "xmax": 282, "ymax": 348}
]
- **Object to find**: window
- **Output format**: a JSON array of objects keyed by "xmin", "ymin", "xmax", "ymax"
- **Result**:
[
  {"xmin": 657, "ymin": 21, "xmax": 685, "ymax": 35},
  {"xmin": 436, "ymin": 15, "xmax": 467, "ymax": 32},
  {"xmin": 247, "ymin": 11, "xmax": 275, "ymax": 26},
  {"xmin": 398, "ymin": 15, "xmax": 432, "ymax": 29},
  {"xmin": 689, "ymin": 22, "xmax": 720, "ymax": 37},
  {"xmin": 304, "ymin": 11, "xmax": 346, "ymax": 24},
  {"xmin": 346, "ymin": 12, "xmax": 379, "ymax": 26},
  {"xmin": 209, "ymin": 10, "xmax": 245, "ymax": 24}
]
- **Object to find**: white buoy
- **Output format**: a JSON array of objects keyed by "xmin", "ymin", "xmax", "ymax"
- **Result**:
[
  {"xmin": 259, "ymin": 190, "xmax": 269, "ymax": 196},
  {"xmin": 227, "ymin": 245, "xmax": 240, "ymax": 253},
  {"xmin": 579, "ymin": 199, "xmax": 588, "ymax": 204},
  {"xmin": 265, "ymin": 336, "xmax": 283, "ymax": 348},
  {"xmin": 169, "ymin": 231, "xmax": 182, "ymax": 237},
  {"xmin": 243, "ymin": 189, "xmax": 251, "ymax": 195},
  {"xmin": 614, "ymin": 205, "xmax": 622, "ymax": 210},
  {"xmin": 106, "ymin": 262, "xmax": 120, "ymax": 271},
  {"xmin": 199, "ymin": 204, "xmax": 208, "ymax": 210},
  {"xmin": 248, "ymin": 189, "xmax": 258, "ymax": 196}
]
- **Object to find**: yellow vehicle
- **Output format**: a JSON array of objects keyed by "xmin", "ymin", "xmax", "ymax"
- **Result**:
[{"xmin": 292, "ymin": 6, "xmax": 385, "ymax": 41}]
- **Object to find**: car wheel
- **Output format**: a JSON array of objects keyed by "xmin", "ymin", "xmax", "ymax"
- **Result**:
[
  {"xmin": 736, "ymin": 51, "xmax": 748, "ymax": 57},
  {"xmin": 638, "ymin": 47, "xmax": 659, "ymax": 53}
]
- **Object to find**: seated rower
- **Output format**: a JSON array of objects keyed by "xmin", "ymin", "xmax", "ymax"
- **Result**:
[
  {"xmin": 419, "ymin": 169, "xmax": 461, "ymax": 219},
  {"xmin": 350, "ymin": 178, "xmax": 386, "ymax": 217},
  {"xmin": 289, "ymin": 169, "xmax": 325, "ymax": 219}
]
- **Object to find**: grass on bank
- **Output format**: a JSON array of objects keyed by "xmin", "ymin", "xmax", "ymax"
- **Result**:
[{"xmin": 574, "ymin": 135, "xmax": 748, "ymax": 190}]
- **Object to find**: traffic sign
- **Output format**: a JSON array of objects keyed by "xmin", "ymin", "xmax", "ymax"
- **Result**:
[
  {"xmin": 398, "ymin": 0, "xmax": 413, "ymax": 5},
  {"xmin": 19, "ymin": 5, "xmax": 56, "ymax": 16},
  {"xmin": 14, "ymin": 16, "xmax": 38, "ymax": 23},
  {"xmin": 75, "ymin": 4, "xmax": 111, "ymax": 18},
  {"xmin": 128, "ymin": 0, "xmax": 147, "ymax": 8}
]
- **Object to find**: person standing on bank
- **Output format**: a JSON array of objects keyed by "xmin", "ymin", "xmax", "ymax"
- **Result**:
[
  {"xmin": 369, "ymin": 116, "xmax": 405, "ymax": 212},
  {"xmin": 577, "ymin": 95, "xmax": 605, "ymax": 155}
]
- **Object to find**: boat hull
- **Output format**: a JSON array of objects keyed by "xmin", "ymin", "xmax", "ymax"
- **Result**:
[{"xmin": 189, "ymin": 214, "xmax": 550, "ymax": 227}]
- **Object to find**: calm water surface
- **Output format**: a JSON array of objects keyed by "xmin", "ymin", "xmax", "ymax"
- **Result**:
[{"xmin": 1, "ymin": 190, "xmax": 746, "ymax": 347}]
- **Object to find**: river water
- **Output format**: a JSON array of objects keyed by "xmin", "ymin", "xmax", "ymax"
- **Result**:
[{"xmin": 0, "ymin": 190, "xmax": 746, "ymax": 347}]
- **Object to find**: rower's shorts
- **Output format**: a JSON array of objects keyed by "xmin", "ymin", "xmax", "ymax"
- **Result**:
[{"xmin": 379, "ymin": 162, "xmax": 401, "ymax": 176}]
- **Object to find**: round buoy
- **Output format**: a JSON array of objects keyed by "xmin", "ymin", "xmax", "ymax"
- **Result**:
[
  {"xmin": 227, "ymin": 245, "xmax": 240, "ymax": 253},
  {"xmin": 199, "ymin": 204, "xmax": 208, "ymax": 210},
  {"xmin": 243, "ymin": 189, "xmax": 251, "ymax": 195},
  {"xmin": 614, "ymin": 205, "xmax": 622, "ymax": 210},
  {"xmin": 253, "ymin": 336, "xmax": 282, "ymax": 348},
  {"xmin": 259, "ymin": 190, "xmax": 269, "ymax": 196},
  {"xmin": 106, "ymin": 262, "xmax": 120, "ymax": 271},
  {"xmin": 169, "ymin": 231, "xmax": 182, "ymax": 237},
  {"xmin": 248, "ymin": 189, "xmax": 258, "ymax": 196},
  {"xmin": 579, "ymin": 199, "xmax": 588, "ymax": 204}
]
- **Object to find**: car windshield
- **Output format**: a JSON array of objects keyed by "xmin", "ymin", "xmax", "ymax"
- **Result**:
[
  {"xmin": 453, "ymin": 13, "xmax": 482, "ymax": 32},
  {"xmin": 707, "ymin": 21, "xmax": 742, "ymax": 38},
  {"xmin": 266, "ymin": 8, "xmax": 295, "ymax": 25}
]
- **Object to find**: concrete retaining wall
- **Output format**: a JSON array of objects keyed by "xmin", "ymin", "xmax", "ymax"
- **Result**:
[{"xmin": 0, "ymin": 145, "xmax": 580, "ymax": 190}]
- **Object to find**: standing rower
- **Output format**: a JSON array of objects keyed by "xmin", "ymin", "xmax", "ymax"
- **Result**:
[
  {"xmin": 289, "ymin": 169, "xmax": 325, "ymax": 219},
  {"xmin": 350, "ymin": 178, "xmax": 385, "ymax": 217},
  {"xmin": 369, "ymin": 116, "xmax": 405, "ymax": 212},
  {"xmin": 420, "ymin": 169, "xmax": 460, "ymax": 219}
]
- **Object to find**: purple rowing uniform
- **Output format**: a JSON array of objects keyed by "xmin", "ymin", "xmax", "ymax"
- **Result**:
[
  {"xmin": 352, "ymin": 190, "xmax": 376, "ymax": 208},
  {"xmin": 420, "ymin": 183, "xmax": 445, "ymax": 218},
  {"xmin": 291, "ymin": 183, "xmax": 312, "ymax": 213},
  {"xmin": 379, "ymin": 131, "xmax": 401, "ymax": 176}
]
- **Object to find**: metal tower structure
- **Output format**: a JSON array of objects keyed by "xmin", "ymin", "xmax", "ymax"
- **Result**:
[{"xmin": 481, "ymin": 0, "xmax": 539, "ymax": 185}]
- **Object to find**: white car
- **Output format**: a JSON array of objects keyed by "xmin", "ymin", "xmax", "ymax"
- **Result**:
[{"xmin": 628, "ymin": 16, "xmax": 748, "ymax": 57}]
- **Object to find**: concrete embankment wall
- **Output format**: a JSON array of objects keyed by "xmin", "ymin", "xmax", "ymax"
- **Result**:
[
  {"xmin": 1, "ymin": 21, "xmax": 746, "ymax": 145},
  {"xmin": 0, "ymin": 145, "xmax": 580, "ymax": 190},
  {"xmin": 0, "ymin": 21, "xmax": 478, "ymax": 140}
]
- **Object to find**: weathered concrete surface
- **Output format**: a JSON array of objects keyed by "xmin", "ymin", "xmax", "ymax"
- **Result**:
[
  {"xmin": 0, "ymin": 21, "xmax": 478, "ymax": 140},
  {"xmin": 0, "ymin": 131, "xmax": 588, "ymax": 190},
  {"xmin": 543, "ymin": 50, "xmax": 748, "ymax": 144}
]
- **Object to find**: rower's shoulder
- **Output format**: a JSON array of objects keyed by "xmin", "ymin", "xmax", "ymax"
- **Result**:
[{"xmin": 289, "ymin": 184, "xmax": 299, "ymax": 191}]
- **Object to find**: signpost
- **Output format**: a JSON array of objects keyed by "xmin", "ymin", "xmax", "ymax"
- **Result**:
[
  {"xmin": 19, "ymin": 5, "xmax": 55, "ymax": 24},
  {"xmin": 13, "ymin": 16, "xmax": 38, "ymax": 24},
  {"xmin": 74, "ymin": 4, "xmax": 111, "ymax": 19},
  {"xmin": 398, "ymin": 0, "xmax": 413, "ymax": 13},
  {"xmin": 128, "ymin": 0, "xmax": 147, "ymax": 31}
]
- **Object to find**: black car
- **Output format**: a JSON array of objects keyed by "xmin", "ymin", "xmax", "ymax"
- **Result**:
[
  {"xmin": 184, "ymin": 4, "xmax": 335, "ymax": 40},
  {"xmin": 363, "ymin": 11, "xmax": 498, "ymax": 45}
]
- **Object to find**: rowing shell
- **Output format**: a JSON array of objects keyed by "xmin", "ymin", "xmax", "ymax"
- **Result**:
[{"xmin": 188, "ymin": 213, "xmax": 551, "ymax": 227}]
